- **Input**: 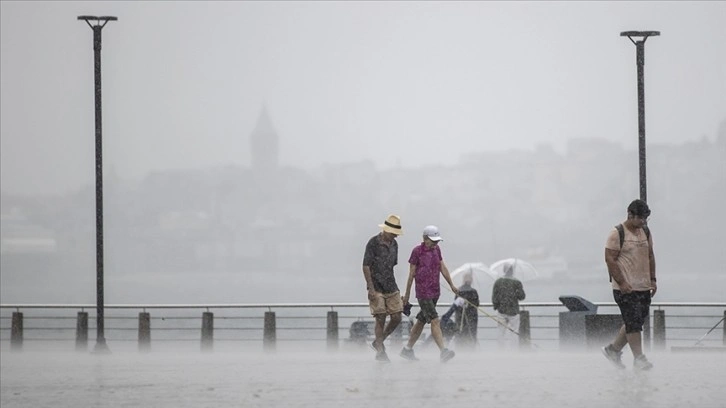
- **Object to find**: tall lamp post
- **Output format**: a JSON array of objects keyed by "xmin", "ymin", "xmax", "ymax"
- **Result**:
[
  {"xmin": 78, "ymin": 15, "xmax": 117, "ymax": 353},
  {"xmin": 620, "ymin": 30, "xmax": 659, "ymax": 203}
]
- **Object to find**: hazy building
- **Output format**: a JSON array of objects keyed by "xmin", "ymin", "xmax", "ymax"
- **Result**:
[{"xmin": 249, "ymin": 106, "xmax": 280, "ymax": 173}]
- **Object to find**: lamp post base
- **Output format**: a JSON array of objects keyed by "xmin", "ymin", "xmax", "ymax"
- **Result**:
[{"xmin": 92, "ymin": 339, "xmax": 112, "ymax": 354}]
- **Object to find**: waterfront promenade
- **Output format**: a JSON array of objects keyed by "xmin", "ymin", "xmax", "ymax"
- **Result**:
[{"xmin": 1, "ymin": 344, "xmax": 725, "ymax": 408}]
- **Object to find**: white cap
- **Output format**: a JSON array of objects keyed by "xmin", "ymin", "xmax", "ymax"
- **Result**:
[{"xmin": 423, "ymin": 225, "xmax": 443, "ymax": 242}]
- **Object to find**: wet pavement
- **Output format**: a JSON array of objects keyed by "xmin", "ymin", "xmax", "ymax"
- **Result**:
[{"xmin": 2, "ymin": 342, "xmax": 725, "ymax": 408}]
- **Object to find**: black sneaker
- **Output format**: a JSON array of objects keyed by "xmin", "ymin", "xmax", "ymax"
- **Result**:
[
  {"xmin": 440, "ymin": 348, "xmax": 455, "ymax": 363},
  {"xmin": 400, "ymin": 347, "xmax": 418, "ymax": 361},
  {"xmin": 601, "ymin": 345, "xmax": 626, "ymax": 369},
  {"xmin": 375, "ymin": 350, "xmax": 390, "ymax": 362}
]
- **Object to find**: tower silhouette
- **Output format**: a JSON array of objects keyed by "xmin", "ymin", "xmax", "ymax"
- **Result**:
[{"xmin": 249, "ymin": 106, "xmax": 279, "ymax": 173}]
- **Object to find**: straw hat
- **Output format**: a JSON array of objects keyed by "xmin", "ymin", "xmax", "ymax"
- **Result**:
[{"xmin": 379, "ymin": 215, "xmax": 403, "ymax": 235}]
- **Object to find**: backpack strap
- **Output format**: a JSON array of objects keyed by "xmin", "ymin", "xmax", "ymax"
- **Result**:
[
  {"xmin": 611, "ymin": 224, "xmax": 625, "ymax": 283},
  {"xmin": 615, "ymin": 224, "xmax": 625, "ymax": 249}
]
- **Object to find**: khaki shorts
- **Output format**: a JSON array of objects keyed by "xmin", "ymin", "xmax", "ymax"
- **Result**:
[{"xmin": 369, "ymin": 291, "xmax": 403, "ymax": 316}]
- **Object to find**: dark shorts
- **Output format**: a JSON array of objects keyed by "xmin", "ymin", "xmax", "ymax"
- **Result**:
[
  {"xmin": 416, "ymin": 298, "xmax": 439, "ymax": 324},
  {"xmin": 613, "ymin": 290, "xmax": 651, "ymax": 333}
]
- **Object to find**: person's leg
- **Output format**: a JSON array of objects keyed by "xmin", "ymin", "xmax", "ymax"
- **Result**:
[
  {"xmin": 369, "ymin": 292, "xmax": 386, "ymax": 351},
  {"xmin": 430, "ymin": 318, "xmax": 445, "ymax": 350},
  {"xmin": 510, "ymin": 314, "xmax": 520, "ymax": 348},
  {"xmin": 497, "ymin": 314, "xmax": 508, "ymax": 349},
  {"xmin": 626, "ymin": 293, "xmax": 654, "ymax": 369},
  {"xmin": 625, "ymin": 291, "xmax": 651, "ymax": 358},
  {"xmin": 611, "ymin": 325, "xmax": 628, "ymax": 350},
  {"xmin": 626, "ymin": 331, "xmax": 643, "ymax": 357},
  {"xmin": 405, "ymin": 298, "xmax": 438, "ymax": 349},
  {"xmin": 466, "ymin": 313, "xmax": 478, "ymax": 344},
  {"xmin": 609, "ymin": 290, "xmax": 631, "ymax": 351},
  {"xmin": 434, "ymin": 314, "xmax": 455, "ymax": 362},
  {"xmin": 373, "ymin": 314, "xmax": 387, "ymax": 351},
  {"xmin": 381, "ymin": 291, "xmax": 404, "ymax": 342},
  {"xmin": 601, "ymin": 287, "xmax": 628, "ymax": 368},
  {"xmin": 406, "ymin": 319, "xmax": 425, "ymax": 348},
  {"xmin": 382, "ymin": 312, "xmax": 402, "ymax": 341}
]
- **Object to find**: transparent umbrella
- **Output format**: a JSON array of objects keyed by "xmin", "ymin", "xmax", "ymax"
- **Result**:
[
  {"xmin": 450, "ymin": 262, "xmax": 491, "ymax": 290},
  {"xmin": 489, "ymin": 258, "xmax": 539, "ymax": 282}
]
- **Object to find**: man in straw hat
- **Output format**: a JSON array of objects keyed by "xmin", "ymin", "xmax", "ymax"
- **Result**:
[{"xmin": 362, "ymin": 214, "xmax": 404, "ymax": 362}]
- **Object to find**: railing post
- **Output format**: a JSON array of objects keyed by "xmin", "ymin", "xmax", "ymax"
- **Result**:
[
  {"xmin": 723, "ymin": 310, "xmax": 725, "ymax": 346},
  {"xmin": 643, "ymin": 313, "xmax": 651, "ymax": 351},
  {"xmin": 138, "ymin": 312, "xmax": 151, "ymax": 352},
  {"xmin": 11, "ymin": 312, "xmax": 23, "ymax": 351},
  {"xmin": 326, "ymin": 311, "xmax": 339, "ymax": 351},
  {"xmin": 76, "ymin": 312, "xmax": 89, "ymax": 351},
  {"xmin": 519, "ymin": 310, "xmax": 531, "ymax": 349},
  {"xmin": 263, "ymin": 311, "xmax": 276, "ymax": 352},
  {"xmin": 201, "ymin": 312, "xmax": 214, "ymax": 352},
  {"xmin": 653, "ymin": 309, "xmax": 666, "ymax": 350}
]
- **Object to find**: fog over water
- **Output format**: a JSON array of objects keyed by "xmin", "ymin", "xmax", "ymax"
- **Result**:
[{"xmin": 1, "ymin": 1, "xmax": 725, "ymax": 306}]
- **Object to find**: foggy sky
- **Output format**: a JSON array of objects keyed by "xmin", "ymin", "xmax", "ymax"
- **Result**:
[{"xmin": 1, "ymin": 1, "xmax": 725, "ymax": 196}]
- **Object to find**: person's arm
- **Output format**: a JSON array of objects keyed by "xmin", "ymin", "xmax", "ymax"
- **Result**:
[
  {"xmin": 439, "ymin": 260, "xmax": 459, "ymax": 295},
  {"xmin": 441, "ymin": 302, "xmax": 457, "ymax": 321},
  {"xmin": 402, "ymin": 263, "xmax": 416, "ymax": 305},
  {"xmin": 605, "ymin": 229, "xmax": 632, "ymax": 293},
  {"xmin": 362, "ymin": 265, "xmax": 376, "ymax": 300},
  {"xmin": 648, "ymin": 232, "xmax": 657, "ymax": 297},
  {"xmin": 362, "ymin": 240, "xmax": 377, "ymax": 300},
  {"xmin": 605, "ymin": 248, "xmax": 632, "ymax": 293}
]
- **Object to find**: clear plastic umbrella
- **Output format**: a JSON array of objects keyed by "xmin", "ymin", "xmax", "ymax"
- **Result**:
[
  {"xmin": 489, "ymin": 258, "xmax": 538, "ymax": 282},
  {"xmin": 450, "ymin": 262, "xmax": 491, "ymax": 290}
]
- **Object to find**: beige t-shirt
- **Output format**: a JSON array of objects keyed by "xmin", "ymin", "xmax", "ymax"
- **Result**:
[{"xmin": 605, "ymin": 225, "xmax": 653, "ymax": 291}]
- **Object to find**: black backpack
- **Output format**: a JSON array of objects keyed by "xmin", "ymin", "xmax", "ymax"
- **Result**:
[{"xmin": 610, "ymin": 224, "xmax": 651, "ymax": 281}]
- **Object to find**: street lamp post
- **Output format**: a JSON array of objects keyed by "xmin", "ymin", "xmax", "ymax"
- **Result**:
[
  {"xmin": 78, "ymin": 15, "xmax": 117, "ymax": 353},
  {"xmin": 620, "ymin": 30, "xmax": 660, "ymax": 203}
]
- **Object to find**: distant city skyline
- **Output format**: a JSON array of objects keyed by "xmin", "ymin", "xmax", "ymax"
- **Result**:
[{"xmin": 2, "ymin": 133, "xmax": 724, "ymax": 304}]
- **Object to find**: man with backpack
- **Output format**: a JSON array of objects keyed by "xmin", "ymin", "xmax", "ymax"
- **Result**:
[{"xmin": 602, "ymin": 199, "xmax": 657, "ymax": 370}]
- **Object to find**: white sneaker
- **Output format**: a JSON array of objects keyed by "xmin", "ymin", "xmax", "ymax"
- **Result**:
[
  {"xmin": 633, "ymin": 354, "xmax": 653, "ymax": 371},
  {"xmin": 601, "ymin": 345, "xmax": 625, "ymax": 369}
]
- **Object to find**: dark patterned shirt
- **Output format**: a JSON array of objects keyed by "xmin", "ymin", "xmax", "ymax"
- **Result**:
[{"xmin": 362, "ymin": 234, "xmax": 399, "ymax": 294}]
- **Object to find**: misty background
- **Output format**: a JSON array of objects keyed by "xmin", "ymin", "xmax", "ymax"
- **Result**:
[{"xmin": 1, "ymin": 2, "xmax": 725, "ymax": 305}]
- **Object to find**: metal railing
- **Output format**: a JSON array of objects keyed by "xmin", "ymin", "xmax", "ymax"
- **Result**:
[{"xmin": 1, "ymin": 302, "xmax": 724, "ymax": 352}]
